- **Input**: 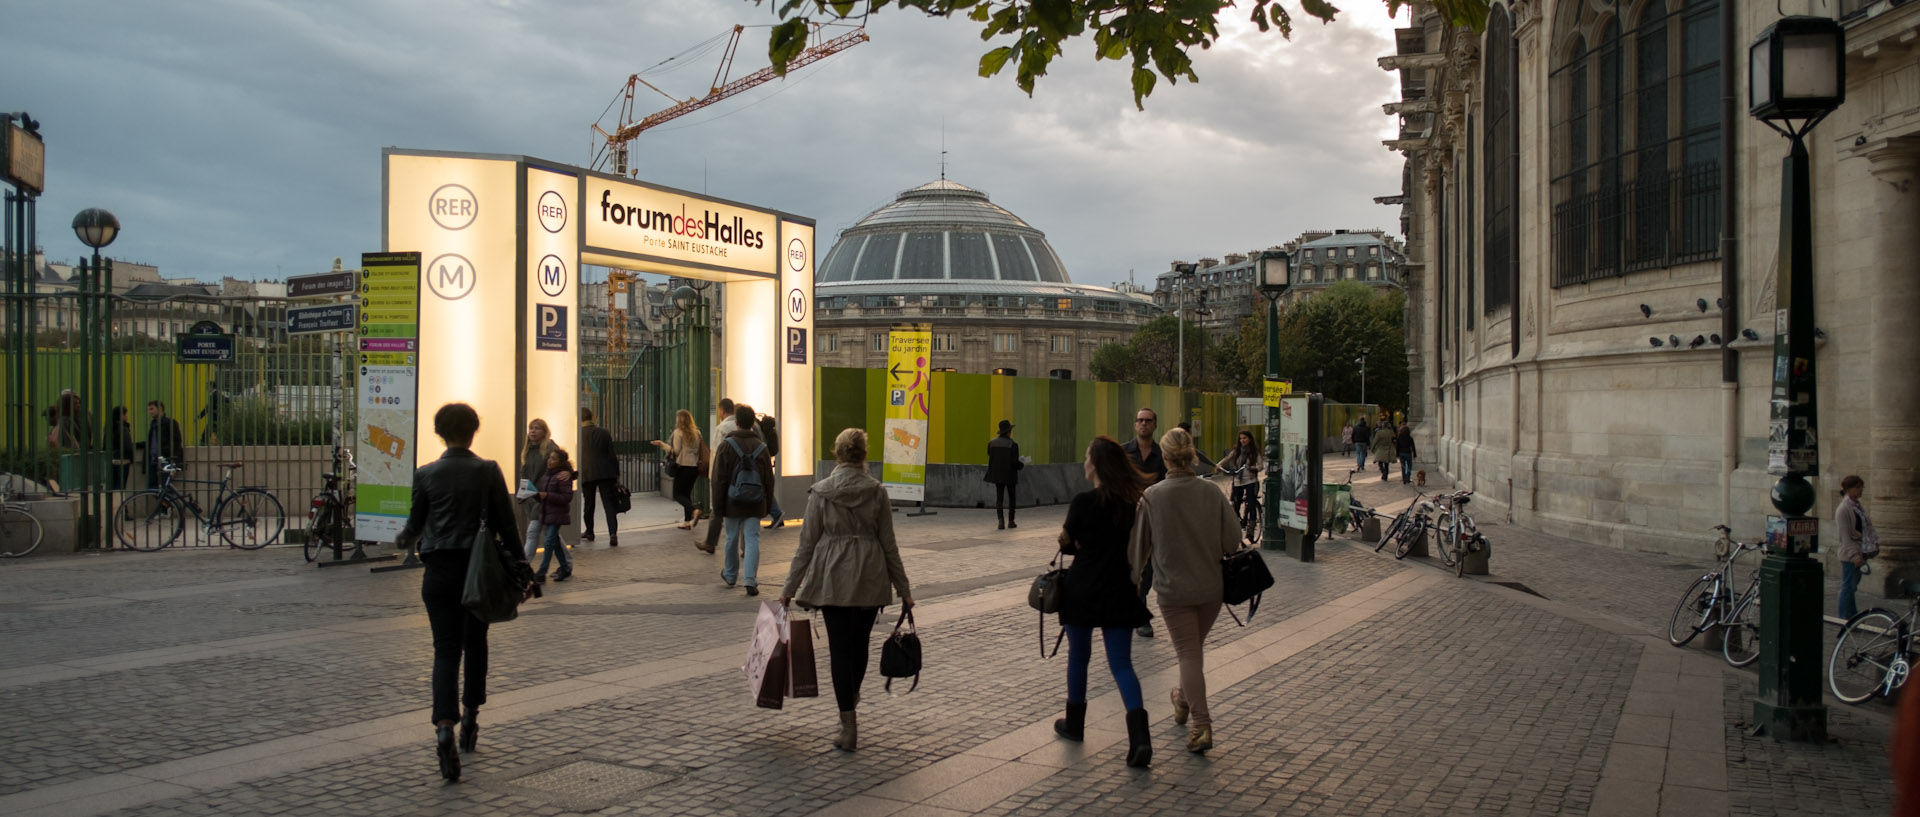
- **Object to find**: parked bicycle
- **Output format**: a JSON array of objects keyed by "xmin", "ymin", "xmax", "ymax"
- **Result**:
[
  {"xmin": 1377, "ymin": 489, "xmax": 1439, "ymax": 555},
  {"xmin": 1431, "ymin": 490, "xmax": 1486, "ymax": 577},
  {"xmin": 113, "ymin": 458, "xmax": 286, "ymax": 552},
  {"xmin": 1828, "ymin": 579, "xmax": 1920, "ymax": 704},
  {"xmin": 0, "ymin": 475, "xmax": 46, "ymax": 558},
  {"xmin": 1666, "ymin": 525, "xmax": 1766, "ymax": 666},
  {"xmin": 305, "ymin": 450, "xmax": 358, "ymax": 563}
]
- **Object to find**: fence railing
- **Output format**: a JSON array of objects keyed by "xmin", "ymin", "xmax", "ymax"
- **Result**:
[{"xmin": 1552, "ymin": 162, "xmax": 1721, "ymax": 287}]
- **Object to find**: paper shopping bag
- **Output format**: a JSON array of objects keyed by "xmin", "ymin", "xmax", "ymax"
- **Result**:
[
  {"xmin": 787, "ymin": 617, "xmax": 818, "ymax": 698},
  {"xmin": 745, "ymin": 601, "xmax": 789, "ymax": 710}
]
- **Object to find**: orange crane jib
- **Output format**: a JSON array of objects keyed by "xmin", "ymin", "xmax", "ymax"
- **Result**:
[{"xmin": 608, "ymin": 27, "xmax": 868, "ymax": 144}]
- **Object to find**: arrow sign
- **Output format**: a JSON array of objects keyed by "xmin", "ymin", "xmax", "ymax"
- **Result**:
[
  {"xmin": 287, "ymin": 270, "xmax": 357, "ymax": 299},
  {"xmin": 890, "ymin": 362, "xmax": 905, "ymax": 381},
  {"xmin": 288, "ymin": 303, "xmax": 357, "ymax": 334}
]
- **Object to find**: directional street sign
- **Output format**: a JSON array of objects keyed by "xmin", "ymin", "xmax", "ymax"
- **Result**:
[
  {"xmin": 288, "ymin": 270, "xmax": 357, "ymax": 299},
  {"xmin": 288, "ymin": 303, "xmax": 357, "ymax": 334}
]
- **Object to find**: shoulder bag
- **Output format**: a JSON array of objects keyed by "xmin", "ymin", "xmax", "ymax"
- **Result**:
[
  {"xmin": 1221, "ymin": 546, "xmax": 1275, "ymax": 626},
  {"xmin": 1027, "ymin": 549, "xmax": 1069, "ymax": 658},
  {"xmin": 879, "ymin": 608, "xmax": 921, "ymax": 693},
  {"xmin": 462, "ymin": 521, "xmax": 522, "ymax": 623}
]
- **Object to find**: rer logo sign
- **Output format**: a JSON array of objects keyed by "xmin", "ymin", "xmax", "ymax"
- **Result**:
[
  {"xmin": 429, "ymin": 184, "xmax": 477, "ymax": 230},
  {"xmin": 537, "ymin": 254, "xmax": 567, "ymax": 298},
  {"xmin": 536, "ymin": 304, "xmax": 568, "ymax": 351},
  {"xmin": 787, "ymin": 237, "xmax": 807, "ymax": 272},
  {"xmin": 537, "ymin": 190, "xmax": 567, "ymax": 233},
  {"xmin": 426, "ymin": 253, "xmax": 475, "ymax": 300}
]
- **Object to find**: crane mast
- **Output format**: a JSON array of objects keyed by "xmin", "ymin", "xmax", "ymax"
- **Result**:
[{"xmin": 592, "ymin": 24, "xmax": 869, "ymax": 176}]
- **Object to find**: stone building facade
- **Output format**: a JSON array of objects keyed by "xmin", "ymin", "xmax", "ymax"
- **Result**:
[
  {"xmin": 812, "ymin": 180, "xmax": 1158, "ymax": 377},
  {"xmin": 1150, "ymin": 230, "xmax": 1407, "ymax": 346},
  {"xmin": 1382, "ymin": 0, "xmax": 1917, "ymax": 589}
]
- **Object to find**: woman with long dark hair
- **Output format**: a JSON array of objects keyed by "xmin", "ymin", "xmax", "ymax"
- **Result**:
[
  {"xmin": 1216, "ymin": 430, "xmax": 1264, "ymax": 529},
  {"xmin": 397, "ymin": 403, "xmax": 533, "ymax": 781},
  {"xmin": 1052, "ymin": 435, "xmax": 1154, "ymax": 767},
  {"xmin": 651, "ymin": 409, "xmax": 704, "ymax": 529}
]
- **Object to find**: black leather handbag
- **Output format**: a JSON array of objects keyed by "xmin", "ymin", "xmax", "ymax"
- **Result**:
[
  {"xmin": 1027, "ymin": 550, "xmax": 1070, "ymax": 658},
  {"xmin": 879, "ymin": 609, "xmax": 921, "ymax": 693},
  {"xmin": 1221, "ymin": 546, "xmax": 1275, "ymax": 625}
]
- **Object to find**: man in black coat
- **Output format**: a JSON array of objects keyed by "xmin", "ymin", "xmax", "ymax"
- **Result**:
[
  {"xmin": 577, "ymin": 408, "xmax": 621, "ymax": 546},
  {"xmin": 1120, "ymin": 406, "xmax": 1165, "ymax": 638},
  {"xmin": 142, "ymin": 400, "xmax": 185, "ymax": 489},
  {"xmin": 985, "ymin": 419, "xmax": 1023, "ymax": 530}
]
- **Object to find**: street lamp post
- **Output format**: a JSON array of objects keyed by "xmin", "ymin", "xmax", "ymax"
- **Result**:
[
  {"xmin": 1748, "ymin": 14, "xmax": 1845, "ymax": 743},
  {"xmin": 1357, "ymin": 348, "xmax": 1370, "ymax": 406},
  {"xmin": 1172, "ymin": 263, "xmax": 1196, "ymax": 391},
  {"xmin": 1257, "ymin": 251, "xmax": 1290, "ymax": 550},
  {"xmin": 70, "ymin": 208, "xmax": 118, "ymax": 547}
]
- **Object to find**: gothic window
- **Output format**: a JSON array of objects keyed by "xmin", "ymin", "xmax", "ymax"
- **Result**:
[
  {"xmin": 1551, "ymin": 0, "xmax": 1723, "ymax": 287},
  {"xmin": 1482, "ymin": 5, "xmax": 1516, "ymax": 315}
]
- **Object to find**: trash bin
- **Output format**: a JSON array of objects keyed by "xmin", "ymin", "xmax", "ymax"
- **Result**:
[{"xmin": 58, "ymin": 452, "xmax": 112, "ymax": 492}]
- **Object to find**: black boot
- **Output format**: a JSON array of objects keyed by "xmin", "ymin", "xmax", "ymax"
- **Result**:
[
  {"xmin": 435, "ymin": 723, "xmax": 461, "ymax": 781},
  {"xmin": 1125, "ymin": 708, "xmax": 1152, "ymax": 768},
  {"xmin": 1008, "ymin": 508, "xmax": 1017, "ymax": 529},
  {"xmin": 997, "ymin": 509, "xmax": 1005, "ymax": 530},
  {"xmin": 458, "ymin": 709, "xmax": 479, "ymax": 753},
  {"xmin": 1053, "ymin": 702, "xmax": 1086, "ymax": 741}
]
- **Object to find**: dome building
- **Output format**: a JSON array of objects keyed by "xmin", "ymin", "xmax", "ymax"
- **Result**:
[{"xmin": 812, "ymin": 179, "xmax": 1157, "ymax": 378}]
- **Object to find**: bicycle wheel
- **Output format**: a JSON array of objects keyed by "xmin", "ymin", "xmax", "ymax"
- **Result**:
[
  {"xmin": 1394, "ymin": 517, "xmax": 1426, "ymax": 559},
  {"xmin": 305, "ymin": 503, "xmax": 337, "ymax": 563},
  {"xmin": 1378, "ymin": 512, "xmax": 1407, "ymax": 553},
  {"xmin": 114, "ymin": 491, "xmax": 183, "ymax": 552},
  {"xmin": 1721, "ymin": 593, "xmax": 1762, "ymax": 667},
  {"xmin": 1666, "ymin": 574, "xmax": 1720, "ymax": 647},
  {"xmin": 217, "ymin": 489, "xmax": 285, "ymax": 550},
  {"xmin": 1829, "ymin": 609, "xmax": 1903, "ymax": 704},
  {"xmin": 0, "ymin": 506, "xmax": 44, "ymax": 558},
  {"xmin": 1433, "ymin": 515, "xmax": 1458, "ymax": 568}
]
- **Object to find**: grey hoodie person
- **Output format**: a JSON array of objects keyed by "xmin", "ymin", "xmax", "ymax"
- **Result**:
[{"xmin": 783, "ymin": 463, "xmax": 913, "ymax": 608}]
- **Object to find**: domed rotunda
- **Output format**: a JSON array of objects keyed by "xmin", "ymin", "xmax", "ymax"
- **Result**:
[{"xmin": 812, "ymin": 179, "xmax": 1156, "ymax": 379}]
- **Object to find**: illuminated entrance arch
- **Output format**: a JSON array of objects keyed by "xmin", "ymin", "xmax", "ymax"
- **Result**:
[{"xmin": 383, "ymin": 148, "xmax": 815, "ymax": 503}]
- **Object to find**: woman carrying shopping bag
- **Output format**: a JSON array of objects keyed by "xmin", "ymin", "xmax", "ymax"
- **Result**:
[
  {"xmin": 781, "ymin": 428, "xmax": 914, "ymax": 752},
  {"xmin": 1052, "ymin": 435, "xmax": 1154, "ymax": 767},
  {"xmin": 651, "ymin": 409, "xmax": 705, "ymax": 530}
]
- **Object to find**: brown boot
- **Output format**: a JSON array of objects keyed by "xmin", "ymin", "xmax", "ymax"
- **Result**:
[{"xmin": 833, "ymin": 711, "xmax": 857, "ymax": 751}]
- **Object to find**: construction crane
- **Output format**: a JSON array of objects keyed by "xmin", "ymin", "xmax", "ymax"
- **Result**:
[{"xmin": 591, "ymin": 23, "xmax": 869, "ymax": 176}]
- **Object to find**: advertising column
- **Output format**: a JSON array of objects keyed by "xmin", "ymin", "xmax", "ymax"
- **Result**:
[
  {"xmin": 525, "ymin": 166, "xmax": 579, "ymax": 459},
  {"xmin": 881, "ymin": 323, "xmax": 932, "ymax": 502},
  {"xmin": 354, "ymin": 252, "xmax": 421, "ymax": 543}
]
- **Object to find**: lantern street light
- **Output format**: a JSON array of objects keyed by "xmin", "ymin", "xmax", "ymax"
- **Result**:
[
  {"xmin": 1748, "ymin": 14, "xmax": 1845, "ymax": 743},
  {"xmin": 1256, "ymin": 250, "xmax": 1290, "ymax": 551},
  {"xmin": 69, "ymin": 207, "xmax": 119, "ymax": 547}
]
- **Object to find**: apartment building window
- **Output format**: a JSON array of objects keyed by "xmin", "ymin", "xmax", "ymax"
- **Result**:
[
  {"xmin": 871, "ymin": 333, "xmax": 887, "ymax": 352},
  {"xmin": 1345, "ymin": 265, "xmax": 1358, "ymax": 280},
  {"xmin": 993, "ymin": 333, "xmax": 1020, "ymax": 353},
  {"xmin": 818, "ymin": 334, "xmax": 839, "ymax": 353},
  {"xmin": 1050, "ymin": 334, "xmax": 1071, "ymax": 354},
  {"xmin": 933, "ymin": 333, "xmax": 956, "ymax": 352}
]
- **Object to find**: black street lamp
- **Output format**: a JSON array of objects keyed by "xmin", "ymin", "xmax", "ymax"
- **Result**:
[
  {"xmin": 68, "ymin": 207, "xmax": 118, "ymax": 546},
  {"xmin": 1257, "ymin": 250, "xmax": 1290, "ymax": 551},
  {"xmin": 1748, "ymin": 14, "xmax": 1845, "ymax": 743}
]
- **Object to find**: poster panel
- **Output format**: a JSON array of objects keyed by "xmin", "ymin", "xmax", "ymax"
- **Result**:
[
  {"xmin": 354, "ymin": 252, "xmax": 421, "ymax": 543},
  {"xmin": 881, "ymin": 323, "xmax": 932, "ymax": 501},
  {"xmin": 1275, "ymin": 395, "xmax": 1311, "ymax": 531}
]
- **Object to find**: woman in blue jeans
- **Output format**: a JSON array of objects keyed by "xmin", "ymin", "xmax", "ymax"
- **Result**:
[
  {"xmin": 1052, "ymin": 435, "xmax": 1154, "ymax": 767},
  {"xmin": 1834, "ymin": 475, "xmax": 1877, "ymax": 620}
]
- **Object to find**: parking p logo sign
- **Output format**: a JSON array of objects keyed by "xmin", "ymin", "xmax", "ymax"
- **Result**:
[{"xmin": 536, "ymin": 304, "xmax": 568, "ymax": 351}]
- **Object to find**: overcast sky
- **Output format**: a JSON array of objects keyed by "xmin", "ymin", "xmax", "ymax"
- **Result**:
[{"xmin": 4, "ymin": 0, "xmax": 1406, "ymax": 290}]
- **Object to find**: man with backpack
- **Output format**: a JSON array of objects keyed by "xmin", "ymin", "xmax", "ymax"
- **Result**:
[{"xmin": 712, "ymin": 405, "xmax": 774, "ymax": 596}]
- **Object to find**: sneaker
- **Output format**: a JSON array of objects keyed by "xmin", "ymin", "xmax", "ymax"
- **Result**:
[
  {"xmin": 580, "ymin": 531, "xmax": 595, "ymax": 542},
  {"xmin": 553, "ymin": 570, "xmax": 571, "ymax": 582},
  {"xmin": 1136, "ymin": 622, "xmax": 1155, "ymax": 638},
  {"xmin": 765, "ymin": 513, "xmax": 783, "ymax": 529},
  {"xmin": 746, "ymin": 586, "xmax": 759, "ymax": 597},
  {"xmin": 721, "ymin": 574, "xmax": 735, "ymax": 589}
]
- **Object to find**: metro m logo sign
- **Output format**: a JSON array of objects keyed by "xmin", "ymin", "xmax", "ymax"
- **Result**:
[{"xmin": 426, "ymin": 253, "xmax": 475, "ymax": 300}]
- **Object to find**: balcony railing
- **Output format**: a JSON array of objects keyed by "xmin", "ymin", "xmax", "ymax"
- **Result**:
[{"xmin": 1552, "ymin": 162, "xmax": 1721, "ymax": 287}]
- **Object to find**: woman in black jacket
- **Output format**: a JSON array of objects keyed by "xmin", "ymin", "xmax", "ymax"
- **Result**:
[
  {"xmin": 1052, "ymin": 435, "xmax": 1154, "ymax": 767},
  {"xmin": 397, "ymin": 403, "xmax": 534, "ymax": 782}
]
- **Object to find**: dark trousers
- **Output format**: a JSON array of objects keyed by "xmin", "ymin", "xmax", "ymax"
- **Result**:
[
  {"xmin": 671, "ymin": 465, "xmax": 699, "ymax": 521},
  {"xmin": 820, "ymin": 605, "xmax": 881, "ymax": 713},
  {"xmin": 1230, "ymin": 483, "xmax": 1257, "ymax": 521},
  {"xmin": 994, "ymin": 482, "xmax": 1016, "ymax": 523},
  {"xmin": 421, "ymin": 551, "xmax": 489, "ymax": 724},
  {"xmin": 581, "ymin": 478, "xmax": 618, "ymax": 535}
]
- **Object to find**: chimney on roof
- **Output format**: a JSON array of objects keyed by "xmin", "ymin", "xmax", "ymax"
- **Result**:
[
  {"xmin": 1335, "ymin": 229, "xmax": 1349, "ymax": 234},
  {"xmin": 1223, "ymin": 253, "xmax": 1246, "ymax": 265},
  {"xmin": 1197, "ymin": 257, "xmax": 1218, "ymax": 269}
]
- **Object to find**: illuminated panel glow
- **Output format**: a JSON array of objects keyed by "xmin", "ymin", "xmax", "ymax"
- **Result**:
[
  {"xmin": 724, "ymin": 277, "xmax": 778, "ymax": 423},
  {"xmin": 526, "ymin": 166, "xmax": 580, "ymax": 460},
  {"xmin": 387, "ymin": 153, "xmax": 520, "ymax": 476},
  {"xmin": 778, "ymin": 220, "xmax": 815, "ymax": 478},
  {"xmin": 584, "ymin": 176, "xmax": 778, "ymax": 277}
]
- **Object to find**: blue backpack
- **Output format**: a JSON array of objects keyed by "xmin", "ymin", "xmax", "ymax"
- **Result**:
[{"xmin": 725, "ymin": 438, "xmax": 767, "ymax": 506}]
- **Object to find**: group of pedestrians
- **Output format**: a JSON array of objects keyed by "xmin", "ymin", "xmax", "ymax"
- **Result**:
[
  {"xmin": 654, "ymin": 397, "xmax": 788, "ymax": 597},
  {"xmin": 1354, "ymin": 416, "xmax": 1416, "ymax": 483},
  {"xmin": 508, "ymin": 409, "xmax": 624, "ymax": 585}
]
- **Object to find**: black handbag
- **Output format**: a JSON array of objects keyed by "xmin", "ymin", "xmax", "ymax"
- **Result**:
[
  {"xmin": 611, "ymin": 482, "xmax": 632, "ymax": 514},
  {"xmin": 879, "ymin": 609, "xmax": 921, "ymax": 693},
  {"xmin": 462, "ymin": 521, "xmax": 522, "ymax": 623},
  {"xmin": 1221, "ymin": 546, "xmax": 1275, "ymax": 626},
  {"xmin": 1027, "ymin": 549, "xmax": 1069, "ymax": 658}
]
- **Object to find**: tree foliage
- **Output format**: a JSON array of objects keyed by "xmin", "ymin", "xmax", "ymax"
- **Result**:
[
  {"xmin": 1213, "ymin": 282, "xmax": 1409, "ymax": 413},
  {"xmin": 761, "ymin": 0, "xmax": 1491, "ymax": 108},
  {"xmin": 1088, "ymin": 313, "xmax": 1219, "ymax": 389}
]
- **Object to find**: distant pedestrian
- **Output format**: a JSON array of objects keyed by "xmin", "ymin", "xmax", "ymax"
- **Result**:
[
  {"xmin": 759, "ymin": 412, "xmax": 785, "ymax": 529},
  {"xmin": 781, "ymin": 428, "xmax": 914, "ymax": 753},
  {"xmin": 52, "ymin": 390, "xmax": 93, "ymax": 451},
  {"xmin": 1129, "ymin": 427, "xmax": 1239, "ymax": 755},
  {"xmin": 518, "ymin": 419, "xmax": 558, "ymax": 563},
  {"xmin": 532, "ymin": 446, "xmax": 575, "ymax": 583},
  {"xmin": 985, "ymin": 419, "xmax": 1023, "ymax": 529},
  {"xmin": 713, "ymin": 405, "xmax": 773, "ymax": 595},
  {"xmin": 1122, "ymin": 407, "xmax": 1166, "ymax": 639},
  {"xmin": 1834, "ymin": 475, "xmax": 1878, "ymax": 620},
  {"xmin": 1395, "ymin": 424, "xmax": 1416, "ymax": 484},
  {"xmin": 396, "ymin": 403, "xmax": 534, "ymax": 782},
  {"xmin": 197, "ymin": 381, "xmax": 226, "ymax": 445},
  {"xmin": 1217, "ymin": 430, "xmax": 1264, "ymax": 525},
  {"xmin": 143, "ymin": 400, "xmax": 184, "ymax": 488},
  {"xmin": 1372, "ymin": 418, "xmax": 1397, "ymax": 481},
  {"xmin": 1052, "ymin": 435, "xmax": 1154, "ymax": 768},
  {"xmin": 1352, "ymin": 417, "xmax": 1372, "ymax": 470},
  {"xmin": 108, "ymin": 406, "xmax": 134, "ymax": 490},
  {"xmin": 651, "ymin": 409, "xmax": 705, "ymax": 530},
  {"xmin": 702, "ymin": 398, "xmax": 739, "ymax": 554},
  {"xmin": 577, "ymin": 408, "xmax": 620, "ymax": 547}
]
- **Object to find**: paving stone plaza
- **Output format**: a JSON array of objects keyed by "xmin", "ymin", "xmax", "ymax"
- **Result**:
[{"xmin": 0, "ymin": 464, "xmax": 1898, "ymax": 817}]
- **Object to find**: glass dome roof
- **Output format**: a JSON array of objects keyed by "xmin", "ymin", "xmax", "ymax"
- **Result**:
[{"xmin": 818, "ymin": 180, "xmax": 1071, "ymax": 284}]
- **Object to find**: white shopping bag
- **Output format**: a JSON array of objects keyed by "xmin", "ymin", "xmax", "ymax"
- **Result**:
[{"xmin": 744, "ymin": 600, "xmax": 789, "ymax": 709}]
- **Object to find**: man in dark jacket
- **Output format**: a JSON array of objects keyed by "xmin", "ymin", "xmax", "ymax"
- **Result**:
[
  {"xmin": 577, "ymin": 408, "xmax": 621, "ymax": 546},
  {"xmin": 142, "ymin": 400, "xmax": 185, "ymax": 488},
  {"xmin": 1352, "ymin": 417, "xmax": 1372, "ymax": 471},
  {"xmin": 1120, "ymin": 406, "xmax": 1165, "ymax": 638},
  {"xmin": 985, "ymin": 419, "xmax": 1023, "ymax": 529},
  {"xmin": 712, "ymin": 406, "xmax": 775, "ymax": 595}
]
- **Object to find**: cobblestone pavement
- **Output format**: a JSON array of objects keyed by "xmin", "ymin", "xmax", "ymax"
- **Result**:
[{"xmin": 0, "ymin": 477, "xmax": 1899, "ymax": 817}]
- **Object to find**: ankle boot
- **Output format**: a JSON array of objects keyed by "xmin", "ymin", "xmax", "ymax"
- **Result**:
[
  {"xmin": 833, "ymin": 711, "xmax": 858, "ymax": 751},
  {"xmin": 1053, "ymin": 702, "xmax": 1086, "ymax": 741},
  {"xmin": 1124, "ymin": 708, "xmax": 1152, "ymax": 768},
  {"xmin": 1008, "ymin": 509, "xmax": 1017, "ymax": 528},
  {"xmin": 997, "ymin": 510, "xmax": 1005, "ymax": 530},
  {"xmin": 458, "ymin": 709, "xmax": 479, "ymax": 753}
]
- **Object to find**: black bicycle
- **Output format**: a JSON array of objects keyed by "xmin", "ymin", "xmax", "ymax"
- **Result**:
[
  {"xmin": 305, "ymin": 450, "xmax": 357, "ymax": 563},
  {"xmin": 1216, "ymin": 465, "xmax": 1263, "ymax": 546},
  {"xmin": 114, "ymin": 458, "xmax": 285, "ymax": 551}
]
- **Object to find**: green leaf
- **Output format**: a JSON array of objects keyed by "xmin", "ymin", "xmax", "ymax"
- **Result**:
[
  {"xmin": 767, "ymin": 18, "xmax": 810, "ymax": 75},
  {"xmin": 979, "ymin": 46, "xmax": 1014, "ymax": 77},
  {"xmin": 1131, "ymin": 67, "xmax": 1156, "ymax": 110},
  {"xmin": 1300, "ymin": 0, "xmax": 1341, "ymax": 22}
]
